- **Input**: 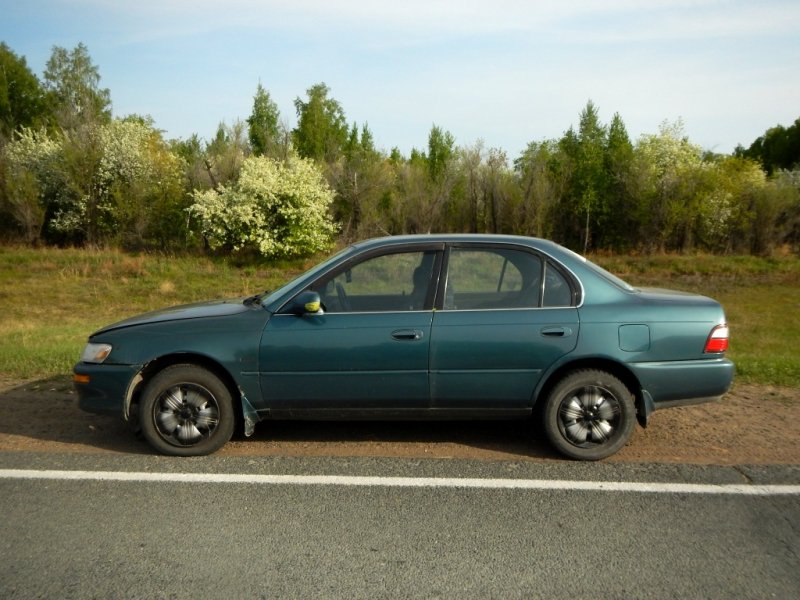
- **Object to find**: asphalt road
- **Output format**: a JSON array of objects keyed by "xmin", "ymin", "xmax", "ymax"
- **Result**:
[{"xmin": 1, "ymin": 453, "xmax": 799, "ymax": 599}]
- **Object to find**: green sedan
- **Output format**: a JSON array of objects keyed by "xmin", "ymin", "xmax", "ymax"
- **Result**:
[{"xmin": 74, "ymin": 235, "xmax": 734, "ymax": 460}]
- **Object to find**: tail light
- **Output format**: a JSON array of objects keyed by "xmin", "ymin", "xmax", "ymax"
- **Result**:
[{"xmin": 704, "ymin": 324, "xmax": 729, "ymax": 353}]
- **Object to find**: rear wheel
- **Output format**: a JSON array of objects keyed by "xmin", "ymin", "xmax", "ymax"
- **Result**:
[
  {"xmin": 543, "ymin": 369, "xmax": 635, "ymax": 460},
  {"xmin": 139, "ymin": 364, "xmax": 235, "ymax": 456}
]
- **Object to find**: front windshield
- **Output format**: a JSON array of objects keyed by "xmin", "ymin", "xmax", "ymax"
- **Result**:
[{"xmin": 259, "ymin": 245, "xmax": 354, "ymax": 308}]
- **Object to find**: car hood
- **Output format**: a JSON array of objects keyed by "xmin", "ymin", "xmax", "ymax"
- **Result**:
[{"xmin": 91, "ymin": 298, "xmax": 256, "ymax": 335}]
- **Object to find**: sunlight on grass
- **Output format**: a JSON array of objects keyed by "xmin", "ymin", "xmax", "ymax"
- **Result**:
[
  {"xmin": 0, "ymin": 246, "xmax": 308, "ymax": 380},
  {"xmin": 711, "ymin": 285, "xmax": 800, "ymax": 386},
  {"xmin": 593, "ymin": 254, "xmax": 800, "ymax": 387}
]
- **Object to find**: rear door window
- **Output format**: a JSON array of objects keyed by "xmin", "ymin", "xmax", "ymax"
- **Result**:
[{"xmin": 443, "ymin": 248, "xmax": 543, "ymax": 310}]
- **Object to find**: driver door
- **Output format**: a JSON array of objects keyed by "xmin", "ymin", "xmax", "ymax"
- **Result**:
[{"xmin": 259, "ymin": 247, "xmax": 442, "ymax": 414}]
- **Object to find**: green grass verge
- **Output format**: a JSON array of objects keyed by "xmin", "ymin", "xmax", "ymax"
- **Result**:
[
  {"xmin": 592, "ymin": 253, "xmax": 800, "ymax": 387},
  {"xmin": 1, "ymin": 246, "xmax": 798, "ymax": 387},
  {"xmin": 0, "ymin": 246, "xmax": 311, "ymax": 380}
]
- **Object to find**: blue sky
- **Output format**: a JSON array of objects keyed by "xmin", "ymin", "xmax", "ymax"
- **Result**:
[{"xmin": 2, "ymin": 0, "xmax": 799, "ymax": 157}]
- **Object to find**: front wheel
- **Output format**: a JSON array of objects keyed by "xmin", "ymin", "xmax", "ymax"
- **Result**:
[
  {"xmin": 139, "ymin": 364, "xmax": 235, "ymax": 456},
  {"xmin": 543, "ymin": 370, "xmax": 635, "ymax": 461}
]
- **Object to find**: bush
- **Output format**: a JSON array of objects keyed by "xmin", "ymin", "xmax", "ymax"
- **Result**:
[{"xmin": 189, "ymin": 153, "xmax": 337, "ymax": 258}]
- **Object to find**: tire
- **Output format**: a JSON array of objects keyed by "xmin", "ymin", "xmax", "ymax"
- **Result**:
[
  {"xmin": 542, "ymin": 369, "xmax": 635, "ymax": 461},
  {"xmin": 139, "ymin": 364, "xmax": 235, "ymax": 456}
]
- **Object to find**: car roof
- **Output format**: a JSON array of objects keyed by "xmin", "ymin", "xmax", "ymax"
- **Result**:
[{"xmin": 351, "ymin": 233, "xmax": 567, "ymax": 254}]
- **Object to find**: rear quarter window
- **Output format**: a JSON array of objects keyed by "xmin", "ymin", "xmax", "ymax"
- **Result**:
[{"xmin": 543, "ymin": 261, "xmax": 574, "ymax": 307}]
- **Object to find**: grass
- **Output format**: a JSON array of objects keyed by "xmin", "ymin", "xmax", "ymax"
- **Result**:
[
  {"xmin": 0, "ymin": 246, "xmax": 312, "ymax": 380},
  {"xmin": 0, "ymin": 246, "xmax": 798, "ymax": 388},
  {"xmin": 591, "ymin": 253, "xmax": 800, "ymax": 387}
]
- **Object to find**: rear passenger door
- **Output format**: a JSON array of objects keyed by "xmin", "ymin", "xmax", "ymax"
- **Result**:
[{"xmin": 429, "ymin": 244, "xmax": 579, "ymax": 412}]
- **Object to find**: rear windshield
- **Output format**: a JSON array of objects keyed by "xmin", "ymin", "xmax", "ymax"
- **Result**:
[
  {"xmin": 559, "ymin": 246, "xmax": 635, "ymax": 292},
  {"xmin": 583, "ymin": 260, "xmax": 636, "ymax": 292}
]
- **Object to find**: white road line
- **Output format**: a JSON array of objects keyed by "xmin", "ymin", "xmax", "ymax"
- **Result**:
[{"xmin": 1, "ymin": 469, "xmax": 798, "ymax": 495}]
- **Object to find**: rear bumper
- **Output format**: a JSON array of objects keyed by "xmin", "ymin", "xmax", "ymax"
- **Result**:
[
  {"xmin": 73, "ymin": 362, "xmax": 142, "ymax": 416},
  {"xmin": 629, "ymin": 357, "xmax": 735, "ymax": 410}
]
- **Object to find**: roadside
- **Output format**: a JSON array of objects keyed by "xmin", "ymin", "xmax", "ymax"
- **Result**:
[{"xmin": 0, "ymin": 375, "xmax": 798, "ymax": 465}]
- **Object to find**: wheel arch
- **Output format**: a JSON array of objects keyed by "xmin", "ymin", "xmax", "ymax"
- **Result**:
[
  {"xmin": 126, "ymin": 353, "xmax": 245, "ymax": 433},
  {"xmin": 535, "ymin": 357, "xmax": 648, "ymax": 423}
]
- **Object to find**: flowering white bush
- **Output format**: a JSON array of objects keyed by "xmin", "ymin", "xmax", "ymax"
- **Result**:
[
  {"xmin": 3, "ymin": 128, "xmax": 64, "ymax": 201},
  {"xmin": 98, "ymin": 119, "xmax": 181, "ymax": 187},
  {"xmin": 189, "ymin": 154, "xmax": 337, "ymax": 258},
  {"xmin": 3, "ymin": 120, "xmax": 186, "ymax": 244}
]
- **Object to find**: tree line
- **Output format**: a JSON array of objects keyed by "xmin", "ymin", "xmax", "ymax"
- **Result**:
[{"xmin": 1, "ymin": 42, "xmax": 799, "ymax": 257}]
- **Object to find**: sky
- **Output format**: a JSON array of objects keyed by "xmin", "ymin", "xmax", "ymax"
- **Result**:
[{"xmin": 2, "ymin": 0, "xmax": 799, "ymax": 158}]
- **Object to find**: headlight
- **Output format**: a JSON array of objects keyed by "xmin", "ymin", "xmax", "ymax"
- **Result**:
[{"xmin": 80, "ymin": 343, "xmax": 113, "ymax": 363}]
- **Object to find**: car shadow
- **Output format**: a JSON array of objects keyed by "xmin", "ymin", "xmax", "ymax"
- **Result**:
[
  {"xmin": 241, "ymin": 419, "xmax": 563, "ymax": 460},
  {"xmin": 0, "ymin": 375, "xmax": 151, "ymax": 455},
  {"xmin": 0, "ymin": 375, "xmax": 562, "ymax": 460}
]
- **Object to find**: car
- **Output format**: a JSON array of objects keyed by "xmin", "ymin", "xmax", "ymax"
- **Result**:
[{"xmin": 74, "ymin": 234, "xmax": 734, "ymax": 460}]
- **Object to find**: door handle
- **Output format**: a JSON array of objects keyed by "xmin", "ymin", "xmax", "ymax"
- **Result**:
[
  {"xmin": 540, "ymin": 326, "xmax": 573, "ymax": 337},
  {"xmin": 392, "ymin": 329, "xmax": 423, "ymax": 341}
]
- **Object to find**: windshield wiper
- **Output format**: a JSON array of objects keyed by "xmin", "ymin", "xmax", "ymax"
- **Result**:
[{"xmin": 243, "ymin": 290, "xmax": 270, "ymax": 306}]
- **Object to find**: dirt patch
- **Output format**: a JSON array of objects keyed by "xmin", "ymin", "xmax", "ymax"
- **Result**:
[{"xmin": 0, "ymin": 376, "xmax": 798, "ymax": 464}]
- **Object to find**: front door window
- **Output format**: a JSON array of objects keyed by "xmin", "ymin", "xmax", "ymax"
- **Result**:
[{"xmin": 316, "ymin": 250, "xmax": 437, "ymax": 312}]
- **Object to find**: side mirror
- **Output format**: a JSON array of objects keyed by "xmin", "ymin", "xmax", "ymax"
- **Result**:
[{"xmin": 292, "ymin": 291, "xmax": 322, "ymax": 315}]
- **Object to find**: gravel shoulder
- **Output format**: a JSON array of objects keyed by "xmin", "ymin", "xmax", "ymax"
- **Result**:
[{"xmin": 0, "ymin": 376, "xmax": 798, "ymax": 465}]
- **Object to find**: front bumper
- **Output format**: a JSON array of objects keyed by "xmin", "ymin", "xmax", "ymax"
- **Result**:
[{"xmin": 73, "ymin": 362, "xmax": 142, "ymax": 416}]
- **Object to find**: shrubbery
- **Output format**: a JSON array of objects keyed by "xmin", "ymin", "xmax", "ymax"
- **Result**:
[
  {"xmin": 189, "ymin": 154, "xmax": 336, "ymax": 258},
  {"xmin": 1, "ymin": 42, "xmax": 799, "ymax": 257}
]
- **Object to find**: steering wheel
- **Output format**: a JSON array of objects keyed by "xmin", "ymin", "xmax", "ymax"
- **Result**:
[{"xmin": 335, "ymin": 282, "xmax": 351, "ymax": 312}]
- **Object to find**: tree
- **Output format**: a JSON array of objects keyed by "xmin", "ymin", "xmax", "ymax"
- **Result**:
[
  {"xmin": 771, "ymin": 169, "xmax": 800, "ymax": 253},
  {"xmin": 481, "ymin": 147, "xmax": 513, "ymax": 233},
  {"xmin": 343, "ymin": 122, "xmax": 378, "ymax": 162},
  {"xmin": 1, "ymin": 159, "xmax": 43, "ymax": 243},
  {"xmin": 427, "ymin": 124, "xmax": 455, "ymax": 183},
  {"xmin": 602, "ymin": 112, "xmax": 636, "ymax": 250},
  {"xmin": 55, "ymin": 123, "xmax": 105, "ymax": 243},
  {"xmin": 2, "ymin": 118, "xmax": 187, "ymax": 247},
  {"xmin": 247, "ymin": 83, "xmax": 281, "ymax": 157},
  {"xmin": 204, "ymin": 121, "xmax": 249, "ymax": 189},
  {"xmin": 1, "ymin": 124, "xmax": 103, "ymax": 244},
  {"xmin": 457, "ymin": 141, "xmax": 484, "ymax": 233},
  {"xmin": 738, "ymin": 118, "xmax": 800, "ymax": 175},
  {"xmin": 43, "ymin": 43, "xmax": 111, "ymax": 131},
  {"xmin": 189, "ymin": 153, "xmax": 337, "ymax": 258},
  {"xmin": 171, "ymin": 134, "xmax": 209, "ymax": 191},
  {"xmin": 632, "ymin": 120, "xmax": 705, "ymax": 252},
  {"xmin": 548, "ymin": 126, "xmax": 581, "ymax": 246},
  {"xmin": 0, "ymin": 43, "xmax": 51, "ymax": 141},
  {"xmin": 401, "ymin": 124, "xmax": 457, "ymax": 232},
  {"xmin": 98, "ymin": 117, "xmax": 187, "ymax": 248},
  {"xmin": 292, "ymin": 83, "xmax": 348, "ymax": 162},
  {"xmin": 572, "ymin": 101, "xmax": 608, "ymax": 252},
  {"xmin": 331, "ymin": 121, "xmax": 391, "ymax": 240},
  {"xmin": 711, "ymin": 157, "xmax": 800, "ymax": 255},
  {"xmin": 2, "ymin": 128, "xmax": 66, "ymax": 244},
  {"xmin": 514, "ymin": 139, "xmax": 567, "ymax": 239}
]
